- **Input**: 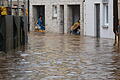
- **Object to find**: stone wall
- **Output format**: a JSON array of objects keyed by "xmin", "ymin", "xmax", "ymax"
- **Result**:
[{"xmin": 30, "ymin": 0, "xmax": 83, "ymax": 34}]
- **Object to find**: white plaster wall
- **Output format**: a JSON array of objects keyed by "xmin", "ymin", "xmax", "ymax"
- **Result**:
[
  {"xmin": 84, "ymin": 0, "xmax": 114, "ymax": 38},
  {"xmin": 118, "ymin": 0, "xmax": 120, "ymax": 20},
  {"xmin": 101, "ymin": 0, "xmax": 114, "ymax": 38},
  {"xmin": 84, "ymin": 0, "xmax": 95, "ymax": 36}
]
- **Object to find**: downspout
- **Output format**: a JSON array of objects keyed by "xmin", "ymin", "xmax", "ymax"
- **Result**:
[{"xmin": 28, "ymin": 0, "xmax": 30, "ymax": 32}]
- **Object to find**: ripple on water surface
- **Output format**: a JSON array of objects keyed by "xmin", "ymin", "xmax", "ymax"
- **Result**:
[{"xmin": 0, "ymin": 32, "xmax": 120, "ymax": 80}]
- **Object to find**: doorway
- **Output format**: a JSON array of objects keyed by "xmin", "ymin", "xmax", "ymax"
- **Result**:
[
  {"xmin": 60, "ymin": 5, "xmax": 64, "ymax": 33},
  {"xmin": 68, "ymin": 5, "xmax": 80, "ymax": 33},
  {"xmin": 95, "ymin": 4, "xmax": 100, "ymax": 38},
  {"xmin": 33, "ymin": 5, "xmax": 45, "ymax": 26}
]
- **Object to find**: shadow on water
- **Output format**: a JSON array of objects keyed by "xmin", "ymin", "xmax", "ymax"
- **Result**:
[
  {"xmin": 0, "ymin": 45, "xmax": 28, "ymax": 80},
  {"xmin": 0, "ymin": 32, "xmax": 119, "ymax": 80}
]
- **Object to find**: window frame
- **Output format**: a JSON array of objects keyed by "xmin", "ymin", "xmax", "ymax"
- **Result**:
[
  {"xmin": 52, "ymin": 5, "xmax": 57, "ymax": 19},
  {"xmin": 103, "ymin": 3, "xmax": 109, "ymax": 25}
]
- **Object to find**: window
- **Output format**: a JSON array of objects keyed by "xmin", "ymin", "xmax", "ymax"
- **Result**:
[
  {"xmin": 103, "ymin": 4, "xmax": 108, "ymax": 25},
  {"xmin": 52, "ymin": 5, "xmax": 57, "ymax": 18}
]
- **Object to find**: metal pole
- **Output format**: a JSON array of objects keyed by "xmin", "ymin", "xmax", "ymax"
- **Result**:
[
  {"xmin": 17, "ymin": 0, "xmax": 19, "ymax": 16},
  {"xmin": 28, "ymin": 0, "xmax": 30, "ymax": 32},
  {"xmin": 82, "ymin": 0, "xmax": 85, "ymax": 36}
]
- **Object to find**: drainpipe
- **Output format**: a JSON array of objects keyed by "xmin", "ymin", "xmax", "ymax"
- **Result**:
[
  {"xmin": 28, "ymin": 0, "xmax": 30, "ymax": 32},
  {"xmin": 82, "ymin": 0, "xmax": 85, "ymax": 36}
]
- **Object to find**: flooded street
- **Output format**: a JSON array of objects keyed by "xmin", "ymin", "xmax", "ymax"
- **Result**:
[{"xmin": 0, "ymin": 32, "xmax": 120, "ymax": 80}]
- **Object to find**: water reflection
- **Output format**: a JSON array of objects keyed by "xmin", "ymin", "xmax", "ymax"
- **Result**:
[{"xmin": 0, "ymin": 32, "xmax": 119, "ymax": 80}]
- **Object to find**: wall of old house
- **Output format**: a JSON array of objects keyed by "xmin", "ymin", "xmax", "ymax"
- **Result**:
[
  {"xmin": 118, "ymin": 0, "xmax": 120, "ymax": 20},
  {"xmin": 30, "ymin": 0, "xmax": 83, "ymax": 34},
  {"xmin": 84, "ymin": 0, "xmax": 114, "ymax": 38}
]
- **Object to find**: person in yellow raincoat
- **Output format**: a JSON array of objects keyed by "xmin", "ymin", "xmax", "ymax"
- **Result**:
[
  {"xmin": 70, "ymin": 20, "xmax": 80, "ymax": 35},
  {"xmin": 0, "ymin": 6, "xmax": 8, "ymax": 15}
]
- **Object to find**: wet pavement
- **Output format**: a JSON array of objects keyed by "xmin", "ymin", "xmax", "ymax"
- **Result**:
[{"xmin": 0, "ymin": 32, "xmax": 120, "ymax": 80}]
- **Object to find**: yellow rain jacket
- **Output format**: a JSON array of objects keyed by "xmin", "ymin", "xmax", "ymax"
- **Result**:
[
  {"xmin": 70, "ymin": 22, "xmax": 80, "ymax": 31},
  {"xmin": 0, "ymin": 6, "xmax": 8, "ymax": 15}
]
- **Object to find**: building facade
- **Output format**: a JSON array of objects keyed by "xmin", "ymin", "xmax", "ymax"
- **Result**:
[
  {"xmin": 84, "ymin": 0, "xmax": 114, "ymax": 38},
  {"xmin": 30, "ymin": 0, "xmax": 84, "ymax": 34},
  {"xmin": 118, "ymin": 0, "xmax": 120, "ymax": 19}
]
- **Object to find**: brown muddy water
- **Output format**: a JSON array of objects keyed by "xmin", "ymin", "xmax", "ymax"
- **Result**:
[{"xmin": 0, "ymin": 32, "xmax": 120, "ymax": 80}]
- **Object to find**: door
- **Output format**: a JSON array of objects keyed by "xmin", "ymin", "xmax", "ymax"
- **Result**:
[
  {"xmin": 95, "ymin": 4, "xmax": 100, "ymax": 38},
  {"xmin": 72, "ymin": 5, "xmax": 80, "ymax": 24},
  {"xmin": 60, "ymin": 5, "xmax": 64, "ymax": 33},
  {"xmin": 37, "ymin": 5, "xmax": 45, "ymax": 26}
]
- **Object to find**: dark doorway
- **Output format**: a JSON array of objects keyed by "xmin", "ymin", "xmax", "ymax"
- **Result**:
[
  {"xmin": 72, "ymin": 5, "xmax": 80, "ymax": 25},
  {"xmin": 68, "ymin": 5, "xmax": 80, "ymax": 25},
  {"xmin": 60, "ymin": 5, "xmax": 64, "ymax": 33},
  {"xmin": 68, "ymin": 5, "xmax": 80, "ymax": 34},
  {"xmin": 95, "ymin": 4, "xmax": 100, "ymax": 38},
  {"xmin": 33, "ymin": 5, "xmax": 45, "ymax": 26}
]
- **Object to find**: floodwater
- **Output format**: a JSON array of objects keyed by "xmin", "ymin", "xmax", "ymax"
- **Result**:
[{"xmin": 0, "ymin": 32, "xmax": 120, "ymax": 80}]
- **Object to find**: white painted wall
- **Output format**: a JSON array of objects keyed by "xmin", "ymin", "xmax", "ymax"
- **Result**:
[
  {"xmin": 84, "ymin": 0, "xmax": 114, "ymax": 38},
  {"xmin": 118, "ymin": 0, "xmax": 120, "ymax": 20}
]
